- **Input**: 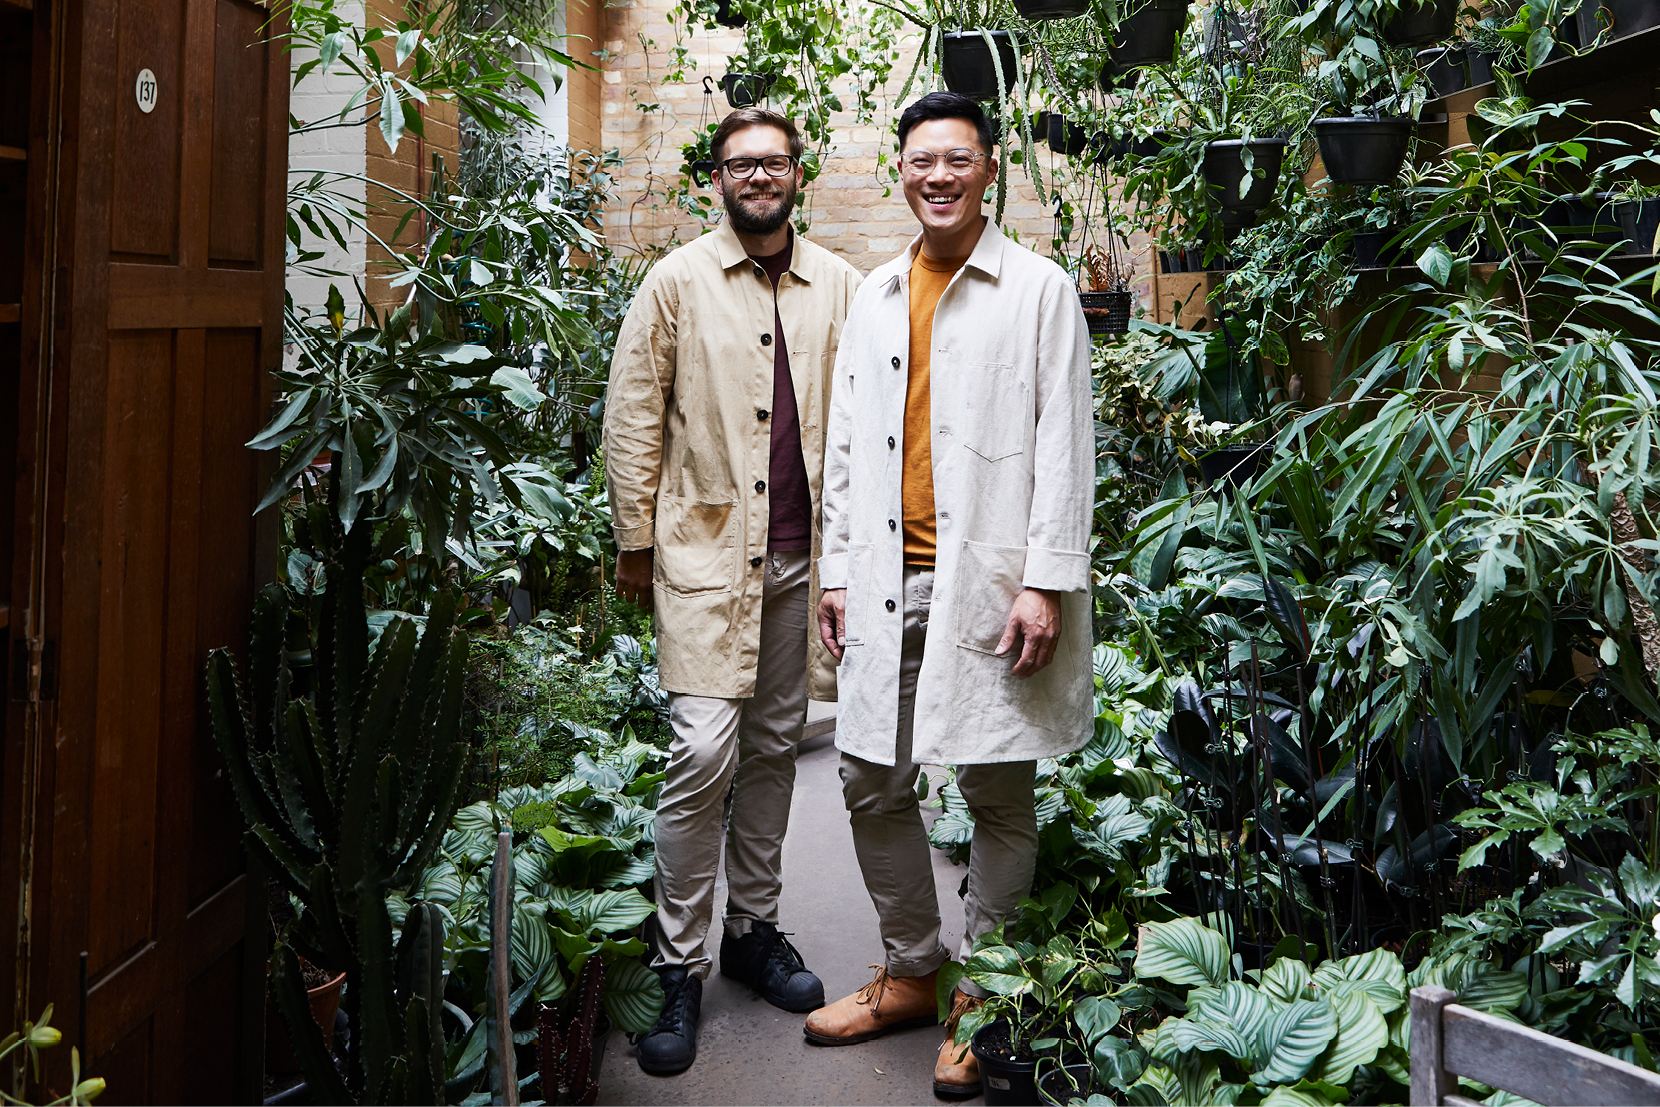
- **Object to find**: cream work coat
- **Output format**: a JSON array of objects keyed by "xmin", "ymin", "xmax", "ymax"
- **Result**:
[
  {"xmin": 605, "ymin": 219, "xmax": 863, "ymax": 700},
  {"xmin": 818, "ymin": 223, "xmax": 1095, "ymax": 766}
]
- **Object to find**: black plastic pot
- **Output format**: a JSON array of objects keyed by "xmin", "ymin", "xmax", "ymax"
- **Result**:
[
  {"xmin": 1542, "ymin": 193, "xmax": 1626, "ymax": 246},
  {"xmin": 1035, "ymin": 1057, "xmax": 1098, "ymax": 1105},
  {"xmin": 721, "ymin": 72, "xmax": 773, "ymax": 108},
  {"xmin": 714, "ymin": 0, "xmax": 745, "ymax": 26},
  {"xmin": 1615, "ymin": 197, "xmax": 1660, "ymax": 255},
  {"xmin": 1384, "ymin": 0, "xmax": 1458, "ymax": 46},
  {"xmin": 1199, "ymin": 444, "xmax": 1270, "ymax": 486},
  {"xmin": 1108, "ymin": 0, "xmax": 1193, "ymax": 68},
  {"xmin": 1047, "ymin": 113, "xmax": 1091, "ymax": 155},
  {"xmin": 1354, "ymin": 226, "xmax": 1410, "ymax": 269},
  {"xmin": 1417, "ymin": 45, "xmax": 1468, "ymax": 98},
  {"xmin": 941, "ymin": 30, "xmax": 1019, "ymax": 101},
  {"xmin": 1014, "ymin": 0, "xmax": 1089, "ymax": 18},
  {"xmin": 1202, "ymin": 137, "xmax": 1288, "ymax": 213},
  {"xmin": 690, "ymin": 159, "xmax": 716, "ymax": 188},
  {"xmin": 1101, "ymin": 129, "xmax": 1172, "ymax": 161},
  {"xmin": 1079, "ymin": 290, "xmax": 1133, "ymax": 335},
  {"xmin": 1312, "ymin": 117, "xmax": 1413, "ymax": 186},
  {"xmin": 1466, "ymin": 49, "xmax": 1497, "ymax": 86},
  {"xmin": 1608, "ymin": 0, "xmax": 1660, "ymax": 37},
  {"xmin": 972, "ymin": 1023, "xmax": 1042, "ymax": 1106}
]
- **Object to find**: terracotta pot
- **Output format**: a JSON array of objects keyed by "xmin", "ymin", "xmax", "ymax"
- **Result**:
[{"xmin": 265, "ymin": 967, "xmax": 346, "ymax": 1073}]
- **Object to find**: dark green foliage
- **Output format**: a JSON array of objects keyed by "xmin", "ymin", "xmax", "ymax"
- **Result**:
[{"xmin": 208, "ymin": 548, "xmax": 473, "ymax": 1103}]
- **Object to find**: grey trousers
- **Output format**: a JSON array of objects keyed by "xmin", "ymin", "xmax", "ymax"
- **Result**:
[
  {"xmin": 652, "ymin": 550, "xmax": 811, "ymax": 978},
  {"xmin": 838, "ymin": 567, "xmax": 1038, "ymax": 983}
]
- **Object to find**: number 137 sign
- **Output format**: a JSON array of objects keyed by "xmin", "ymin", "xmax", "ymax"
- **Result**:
[{"xmin": 135, "ymin": 68, "xmax": 157, "ymax": 114}]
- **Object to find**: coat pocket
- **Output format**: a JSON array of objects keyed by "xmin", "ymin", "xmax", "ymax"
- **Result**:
[
  {"xmin": 842, "ymin": 543, "xmax": 872, "ymax": 645},
  {"xmin": 654, "ymin": 496, "xmax": 737, "ymax": 596},
  {"xmin": 954, "ymin": 540, "xmax": 1026, "ymax": 654},
  {"xmin": 961, "ymin": 362, "xmax": 1027, "ymax": 463}
]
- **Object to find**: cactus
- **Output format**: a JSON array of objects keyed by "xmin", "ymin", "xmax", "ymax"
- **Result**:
[
  {"xmin": 536, "ymin": 956, "xmax": 606, "ymax": 1106},
  {"xmin": 207, "ymin": 546, "xmax": 472, "ymax": 1105}
]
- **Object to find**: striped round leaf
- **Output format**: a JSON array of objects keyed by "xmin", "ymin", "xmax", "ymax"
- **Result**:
[
  {"xmin": 1315, "ymin": 987, "xmax": 1388, "ymax": 1084},
  {"xmin": 1135, "ymin": 918, "xmax": 1229, "ymax": 988},
  {"xmin": 417, "ymin": 859, "xmax": 464, "ymax": 904},
  {"xmin": 1252, "ymin": 998, "xmax": 1337, "ymax": 1085},
  {"xmin": 1311, "ymin": 949, "xmax": 1406, "ymax": 1014},
  {"xmin": 568, "ymin": 888, "xmax": 655, "ymax": 938},
  {"xmin": 1260, "ymin": 957, "xmax": 1313, "ymax": 1004},
  {"xmin": 1261, "ymin": 1085, "xmax": 1337, "ymax": 1107},
  {"xmin": 603, "ymin": 957, "xmax": 665, "ymax": 1034},
  {"xmin": 510, "ymin": 903, "xmax": 557, "ymax": 987},
  {"xmin": 1454, "ymin": 961, "xmax": 1529, "ymax": 1012},
  {"xmin": 1189, "ymin": 982, "xmax": 1279, "ymax": 1045},
  {"xmin": 1164, "ymin": 1017, "xmax": 1255, "ymax": 1061}
]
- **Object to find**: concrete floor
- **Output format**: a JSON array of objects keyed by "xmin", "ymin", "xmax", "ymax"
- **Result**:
[{"xmin": 598, "ymin": 707, "xmax": 982, "ymax": 1107}]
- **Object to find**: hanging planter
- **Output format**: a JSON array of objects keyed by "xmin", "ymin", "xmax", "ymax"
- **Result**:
[
  {"xmin": 1047, "ymin": 113, "xmax": 1091, "ymax": 155},
  {"xmin": 1313, "ymin": 117, "xmax": 1413, "ymax": 186},
  {"xmin": 1417, "ymin": 45, "xmax": 1468, "ymax": 97},
  {"xmin": 1101, "ymin": 129, "xmax": 1173, "ymax": 161},
  {"xmin": 1202, "ymin": 137, "xmax": 1288, "ymax": 214},
  {"xmin": 1353, "ymin": 226, "xmax": 1411, "ymax": 268},
  {"xmin": 1079, "ymin": 291, "xmax": 1133, "ymax": 335},
  {"xmin": 1014, "ymin": 0, "xmax": 1089, "ymax": 18},
  {"xmin": 1384, "ymin": 0, "xmax": 1458, "ymax": 46},
  {"xmin": 941, "ymin": 30, "xmax": 1020, "ymax": 100},
  {"xmin": 690, "ymin": 159, "xmax": 716, "ymax": 187},
  {"xmin": 1107, "ymin": 0, "xmax": 1193, "ymax": 70},
  {"xmin": 714, "ymin": 0, "xmax": 746, "ymax": 27},
  {"xmin": 722, "ymin": 72, "xmax": 774, "ymax": 108}
]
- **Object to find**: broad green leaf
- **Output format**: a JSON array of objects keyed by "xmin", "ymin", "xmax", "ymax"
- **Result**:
[
  {"xmin": 965, "ymin": 945, "xmax": 1033, "ymax": 996},
  {"xmin": 1135, "ymin": 918, "xmax": 1229, "ymax": 988},
  {"xmin": 602, "ymin": 957, "xmax": 664, "ymax": 1034},
  {"xmin": 1253, "ymin": 998, "xmax": 1337, "ymax": 1085},
  {"xmin": 1316, "ymin": 988, "xmax": 1388, "ymax": 1084},
  {"xmin": 1417, "ymin": 243, "xmax": 1454, "ymax": 287},
  {"xmin": 1260, "ymin": 957, "xmax": 1313, "ymax": 1004},
  {"xmin": 1312, "ymin": 949, "xmax": 1407, "ymax": 1013},
  {"xmin": 1094, "ymin": 1035, "xmax": 1148, "ymax": 1092},
  {"xmin": 491, "ymin": 367, "xmax": 547, "ymax": 410}
]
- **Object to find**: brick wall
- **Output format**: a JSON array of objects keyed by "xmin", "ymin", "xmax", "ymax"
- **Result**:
[
  {"xmin": 566, "ymin": 0, "xmax": 605, "ymax": 153},
  {"xmin": 286, "ymin": 0, "xmax": 368, "ymax": 319},
  {"xmin": 596, "ymin": 0, "xmax": 1156, "ymax": 305},
  {"xmin": 363, "ymin": 0, "xmax": 462, "ymax": 316}
]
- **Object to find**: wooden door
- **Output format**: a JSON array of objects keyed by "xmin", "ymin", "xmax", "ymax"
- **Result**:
[{"xmin": 1, "ymin": 0, "xmax": 287, "ymax": 1094}]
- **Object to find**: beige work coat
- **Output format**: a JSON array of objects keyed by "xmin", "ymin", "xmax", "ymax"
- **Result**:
[
  {"xmin": 605, "ymin": 218, "xmax": 863, "ymax": 700},
  {"xmin": 819, "ymin": 223, "xmax": 1095, "ymax": 766}
]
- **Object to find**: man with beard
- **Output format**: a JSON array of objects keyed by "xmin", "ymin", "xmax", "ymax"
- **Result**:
[
  {"xmin": 805, "ymin": 91, "xmax": 1093, "ymax": 1098},
  {"xmin": 604, "ymin": 107, "xmax": 863, "ymax": 1076}
]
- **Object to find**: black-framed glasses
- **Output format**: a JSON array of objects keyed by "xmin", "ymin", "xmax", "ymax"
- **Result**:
[
  {"xmin": 720, "ymin": 155, "xmax": 799, "ymax": 179},
  {"xmin": 900, "ymin": 149, "xmax": 987, "ymax": 176}
]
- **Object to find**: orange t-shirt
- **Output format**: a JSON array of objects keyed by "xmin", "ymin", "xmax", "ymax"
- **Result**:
[{"xmin": 903, "ymin": 251, "xmax": 969, "ymax": 565}]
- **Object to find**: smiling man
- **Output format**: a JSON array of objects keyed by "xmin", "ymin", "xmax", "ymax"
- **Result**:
[
  {"xmin": 804, "ymin": 91, "xmax": 1094, "ymax": 1099},
  {"xmin": 604, "ymin": 108, "xmax": 862, "ymax": 1076}
]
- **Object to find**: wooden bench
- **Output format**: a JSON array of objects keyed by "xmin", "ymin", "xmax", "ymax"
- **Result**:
[{"xmin": 1410, "ymin": 984, "xmax": 1660, "ymax": 1106}]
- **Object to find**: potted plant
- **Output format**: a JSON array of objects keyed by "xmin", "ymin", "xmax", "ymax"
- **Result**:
[
  {"xmin": 1079, "ymin": 244, "xmax": 1136, "ymax": 336},
  {"xmin": 1417, "ymin": 43, "xmax": 1469, "ymax": 97},
  {"xmin": 941, "ymin": 28, "xmax": 1022, "ymax": 98},
  {"xmin": 1047, "ymin": 112, "xmax": 1092, "ymax": 154},
  {"xmin": 1015, "ymin": 0, "xmax": 1089, "ymax": 19},
  {"xmin": 1384, "ymin": 0, "xmax": 1460, "ymax": 45},
  {"xmin": 1308, "ymin": 32, "xmax": 1425, "ymax": 186},
  {"xmin": 1103, "ymin": 0, "xmax": 1195, "ymax": 74},
  {"xmin": 721, "ymin": 71, "xmax": 775, "ymax": 107}
]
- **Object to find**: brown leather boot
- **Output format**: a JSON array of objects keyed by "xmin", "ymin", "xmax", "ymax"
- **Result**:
[
  {"xmin": 803, "ymin": 964, "xmax": 940, "ymax": 1046},
  {"xmin": 933, "ymin": 988, "xmax": 985, "ymax": 1099}
]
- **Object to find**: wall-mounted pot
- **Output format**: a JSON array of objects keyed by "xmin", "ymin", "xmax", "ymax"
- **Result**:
[
  {"xmin": 1417, "ymin": 45, "xmax": 1468, "ymax": 98},
  {"xmin": 1312, "ymin": 116, "xmax": 1413, "ymax": 186},
  {"xmin": 722, "ymin": 72, "xmax": 774, "ymax": 108},
  {"xmin": 1384, "ymin": 0, "xmax": 1458, "ymax": 46},
  {"xmin": 941, "ymin": 30, "xmax": 1019, "ymax": 101}
]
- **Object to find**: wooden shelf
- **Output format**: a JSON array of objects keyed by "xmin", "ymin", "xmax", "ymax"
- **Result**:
[
  {"xmin": 0, "ymin": 146, "xmax": 24, "ymax": 162},
  {"xmin": 1425, "ymin": 24, "xmax": 1660, "ymax": 109},
  {"xmin": 0, "ymin": 0, "xmax": 33, "ymax": 12},
  {"xmin": 0, "ymin": 305, "xmax": 18, "ymax": 324}
]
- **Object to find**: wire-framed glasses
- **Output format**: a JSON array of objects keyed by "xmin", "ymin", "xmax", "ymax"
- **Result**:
[
  {"xmin": 900, "ymin": 149, "xmax": 987, "ymax": 176},
  {"xmin": 721, "ymin": 155, "xmax": 799, "ymax": 179}
]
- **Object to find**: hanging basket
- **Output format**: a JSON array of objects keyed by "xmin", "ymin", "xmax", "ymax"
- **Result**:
[
  {"xmin": 1014, "ymin": 0, "xmax": 1089, "ymax": 17},
  {"xmin": 1047, "ymin": 113, "xmax": 1091, "ymax": 155},
  {"xmin": 941, "ymin": 31, "xmax": 1019, "ymax": 101},
  {"xmin": 1417, "ymin": 46, "xmax": 1468, "ymax": 98},
  {"xmin": 713, "ymin": 0, "xmax": 746, "ymax": 26},
  {"xmin": 1312, "ymin": 117, "xmax": 1413, "ymax": 186},
  {"xmin": 1202, "ymin": 137, "xmax": 1288, "ymax": 212},
  {"xmin": 1108, "ymin": 0, "xmax": 1193, "ymax": 69},
  {"xmin": 1079, "ymin": 291, "xmax": 1133, "ymax": 336},
  {"xmin": 721, "ymin": 72, "xmax": 774, "ymax": 108}
]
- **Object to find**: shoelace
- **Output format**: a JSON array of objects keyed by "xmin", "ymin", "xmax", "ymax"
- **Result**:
[
  {"xmin": 628, "ymin": 974, "xmax": 696, "ymax": 1043},
  {"xmin": 763, "ymin": 929, "xmax": 809, "ymax": 976}
]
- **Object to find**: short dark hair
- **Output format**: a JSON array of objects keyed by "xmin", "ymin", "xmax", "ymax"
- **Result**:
[
  {"xmin": 896, "ymin": 92, "xmax": 995, "ymax": 153},
  {"xmin": 711, "ymin": 108, "xmax": 805, "ymax": 165}
]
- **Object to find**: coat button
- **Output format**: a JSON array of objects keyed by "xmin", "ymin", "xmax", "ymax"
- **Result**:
[
  {"xmin": 891, "ymin": 356, "xmax": 901, "ymax": 369},
  {"xmin": 761, "ymin": 333, "xmax": 773, "ymax": 346},
  {"xmin": 757, "ymin": 409, "xmax": 770, "ymax": 420},
  {"xmin": 887, "ymin": 436, "xmax": 895, "ymax": 449},
  {"xmin": 750, "ymin": 556, "xmax": 763, "ymax": 567},
  {"xmin": 888, "ymin": 519, "xmax": 896, "ymax": 531},
  {"xmin": 755, "ymin": 480, "xmax": 766, "ymax": 493},
  {"xmin": 885, "ymin": 599, "xmax": 896, "ymax": 611}
]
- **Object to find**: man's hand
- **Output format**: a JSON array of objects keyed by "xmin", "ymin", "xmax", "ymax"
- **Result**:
[
  {"xmin": 996, "ymin": 588, "xmax": 1062, "ymax": 679},
  {"xmin": 817, "ymin": 588, "xmax": 848, "ymax": 660},
  {"xmin": 616, "ymin": 548, "xmax": 654, "ymax": 611}
]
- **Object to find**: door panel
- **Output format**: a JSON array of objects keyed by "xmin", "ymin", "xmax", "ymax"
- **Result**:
[{"xmin": 4, "ymin": 0, "xmax": 286, "ymax": 1092}]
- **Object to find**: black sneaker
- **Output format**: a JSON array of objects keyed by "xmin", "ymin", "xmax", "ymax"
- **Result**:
[
  {"xmin": 636, "ymin": 967, "xmax": 701, "ymax": 1076},
  {"xmin": 719, "ymin": 920, "xmax": 826, "ymax": 1013}
]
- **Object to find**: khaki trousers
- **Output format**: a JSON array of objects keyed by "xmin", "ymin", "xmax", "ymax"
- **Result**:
[
  {"xmin": 652, "ymin": 550, "xmax": 811, "ymax": 978},
  {"xmin": 838, "ymin": 567, "xmax": 1038, "ymax": 984}
]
